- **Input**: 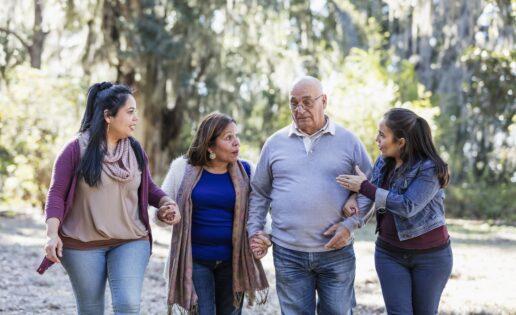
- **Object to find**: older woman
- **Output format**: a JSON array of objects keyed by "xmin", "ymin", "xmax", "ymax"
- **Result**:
[
  {"xmin": 38, "ymin": 82, "xmax": 181, "ymax": 315},
  {"xmin": 152, "ymin": 112, "xmax": 268, "ymax": 314}
]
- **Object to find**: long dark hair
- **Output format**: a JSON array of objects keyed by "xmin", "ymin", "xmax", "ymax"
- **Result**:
[
  {"xmin": 383, "ymin": 108, "xmax": 449, "ymax": 187},
  {"xmin": 77, "ymin": 82, "xmax": 144, "ymax": 186},
  {"xmin": 187, "ymin": 112, "xmax": 236, "ymax": 167}
]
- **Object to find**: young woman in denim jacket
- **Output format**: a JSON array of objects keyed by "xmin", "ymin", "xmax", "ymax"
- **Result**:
[{"xmin": 338, "ymin": 108, "xmax": 452, "ymax": 315}]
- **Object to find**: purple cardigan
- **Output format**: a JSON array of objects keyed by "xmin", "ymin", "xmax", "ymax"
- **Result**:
[{"xmin": 37, "ymin": 138, "xmax": 167, "ymax": 274}]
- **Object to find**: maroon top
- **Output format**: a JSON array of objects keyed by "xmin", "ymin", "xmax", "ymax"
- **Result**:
[
  {"xmin": 359, "ymin": 180, "xmax": 449, "ymax": 250},
  {"xmin": 37, "ymin": 138, "xmax": 167, "ymax": 274}
]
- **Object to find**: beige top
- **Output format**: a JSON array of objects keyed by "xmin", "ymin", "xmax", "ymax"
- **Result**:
[{"xmin": 61, "ymin": 144, "xmax": 147, "ymax": 243}]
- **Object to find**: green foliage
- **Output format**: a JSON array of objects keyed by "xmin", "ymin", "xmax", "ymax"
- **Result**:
[
  {"xmin": 435, "ymin": 47, "xmax": 516, "ymax": 221},
  {"xmin": 327, "ymin": 48, "xmax": 437, "ymax": 161},
  {"xmin": 326, "ymin": 48, "xmax": 394, "ymax": 159},
  {"xmin": 457, "ymin": 47, "xmax": 515, "ymax": 183},
  {"xmin": 0, "ymin": 66, "xmax": 81, "ymax": 208},
  {"xmin": 0, "ymin": 0, "xmax": 513, "ymax": 222},
  {"xmin": 446, "ymin": 181, "xmax": 516, "ymax": 222}
]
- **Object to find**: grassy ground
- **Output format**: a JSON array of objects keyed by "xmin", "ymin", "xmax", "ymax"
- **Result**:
[{"xmin": 1, "ymin": 210, "xmax": 515, "ymax": 314}]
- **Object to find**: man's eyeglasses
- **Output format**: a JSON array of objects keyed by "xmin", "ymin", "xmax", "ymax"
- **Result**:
[{"xmin": 289, "ymin": 94, "xmax": 324, "ymax": 111}]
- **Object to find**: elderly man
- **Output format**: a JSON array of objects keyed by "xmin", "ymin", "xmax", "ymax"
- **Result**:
[{"xmin": 247, "ymin": 76, "xmax": 374, "ymax": 315}]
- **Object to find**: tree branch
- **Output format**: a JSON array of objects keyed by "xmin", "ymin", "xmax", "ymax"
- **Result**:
[{"xmin": 0, "ymin": 27, "xmax": 31, "ymax": 50}]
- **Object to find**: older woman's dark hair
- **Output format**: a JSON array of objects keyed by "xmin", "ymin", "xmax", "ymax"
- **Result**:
[
  {"xmin": 77, "ymin": 82, "xmax": 144, "ymax": 186},
  {"xmin": 187, "ymin": 112, "xmax": 236, "ymax": 167},
  {"xmin": 383, "ymin": 108, "xmax": 449, "ymax": 187}
]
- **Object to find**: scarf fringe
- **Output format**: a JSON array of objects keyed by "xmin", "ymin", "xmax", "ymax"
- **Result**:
[
  {"xmin": 168, "ymin": 288, "xmax": 268, "ymax": 314},
  {"xmin": 249, "ymin": 287, "xmax": 269, "ymax": 306},
  {"xmin": 233, "ymin": 287, "xmax": 270, "ymax": 309},
  {"xmin": 167, "ymin": 303, "xmax": 198, "ymax": 315},
  {"xmin": 233, "ymin": 292, "xmax": 244, "ymax": 309}
]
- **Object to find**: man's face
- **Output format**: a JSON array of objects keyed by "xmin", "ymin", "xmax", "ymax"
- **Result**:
[{"xmin": 289, "ymin": 82, "xmax": 326, "ymax": 135}]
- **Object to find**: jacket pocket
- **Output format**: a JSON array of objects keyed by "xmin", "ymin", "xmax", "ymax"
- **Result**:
[{"xmin": 395, "ymin": 173, "xmax": 416, "ymax": 194}]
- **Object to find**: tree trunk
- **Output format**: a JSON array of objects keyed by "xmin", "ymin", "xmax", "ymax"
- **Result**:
[
  {"xmin": 29, "ymin": 0, "xmax": 47, "ymax": 69},
  {"xmin": 0, "ymin": 0, "xmax": 47, "ymax": 70}
]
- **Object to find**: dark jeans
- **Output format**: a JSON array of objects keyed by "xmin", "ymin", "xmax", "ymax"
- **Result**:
[
  {"xmin": 273, "ymin": 243, "xmax": 356, "ymax": 315},
  {"xmin": 192, "ymin": 259, "xmax": 242, "ymax": 315},
  {"xmin": 375, "ymin": 244, "xmax": 453, "ymax": 315}
]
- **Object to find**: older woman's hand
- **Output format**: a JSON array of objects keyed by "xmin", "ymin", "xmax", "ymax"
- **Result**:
[
  {"xmin": 336, "ymin": 165, "xmax": 367, "ymax": 193},
  {"xmin": 250, "ymin": 231, "xmax": 271, "ymax": 259},
  {"xmin": 158, "ymin": 200, "xmax": 181, "ymax": 225}
]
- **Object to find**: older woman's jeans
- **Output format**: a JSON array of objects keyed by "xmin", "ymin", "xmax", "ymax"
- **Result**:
[
  {"xmin": 273, "ymin": 243, "xmax": 356, "ymax": 315},
  {"xmin": 375, "ymin": 243, "xmax": 453, "ymax": 315},
  {"xmin": 60, "ymin": 239, "xmax": 150, "ymax": 315},
  {"xmin": 192, "ymin": 259, "xmax": 243, "ymax": 315}
]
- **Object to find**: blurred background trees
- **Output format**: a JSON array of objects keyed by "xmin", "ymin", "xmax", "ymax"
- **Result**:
[{"xmin": 0, "ymin": 0, "xmax": 514, "ymax": 220}]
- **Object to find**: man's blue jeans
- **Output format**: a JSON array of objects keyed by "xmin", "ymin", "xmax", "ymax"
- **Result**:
[
  {"xmin": 273, "ymin": 243, "xmax": 356, "ymax": 315},
  {"xmin": 192, "ymin": 259, "xmax": 243, "ymax": 315},
  {"xmin": 375, "ymin": 243, "xmax": 453, "ymax": 315},
  {"xmin": 60, "ymin": 239, "xmax": 150, "ymax": 315}
]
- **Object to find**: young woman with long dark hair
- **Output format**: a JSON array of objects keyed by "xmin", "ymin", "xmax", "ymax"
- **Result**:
[
  {"xmin": 338, "ymin": 108, "xmax": 452, "ymax": 314},
  {"xmin": 37, "ymin": 82, "xmax": 181, "ymax": 315}
]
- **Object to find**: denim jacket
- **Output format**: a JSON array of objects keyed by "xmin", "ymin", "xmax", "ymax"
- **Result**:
[{"xmin": 372, "ymin": 156, "xmax": 446, "ymax": 241}]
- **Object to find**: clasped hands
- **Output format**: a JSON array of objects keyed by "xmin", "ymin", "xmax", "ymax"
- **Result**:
[
  {"xmin": 157, "ymin": 199, "xmax": 181, "ymax": 225},
  {"xmin": 249, "ymin": 231, "xmax": 271, "ymax": 259}
]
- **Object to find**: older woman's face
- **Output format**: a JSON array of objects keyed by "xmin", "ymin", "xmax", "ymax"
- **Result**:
[{"xmin": 208, "ymin": 122, "xmax": 240, "ymax": 164}]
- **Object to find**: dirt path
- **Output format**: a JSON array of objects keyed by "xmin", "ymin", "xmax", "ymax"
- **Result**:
[{"xmin": 1, "ymin": 211, "xmax": 515, "ymax": 314}]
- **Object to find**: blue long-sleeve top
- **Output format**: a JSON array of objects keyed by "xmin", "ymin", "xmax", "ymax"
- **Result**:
[{"xmin": 191, "ymin": 169, "xmax": 235, "ymax": 261}]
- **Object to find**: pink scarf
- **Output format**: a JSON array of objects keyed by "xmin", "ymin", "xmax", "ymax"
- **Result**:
[
  {"xmin": 78, "ymin": 131, "xmax": 137, "ymax": 182},
  {"xmin": 103, "ymin": 137, "xmax": 136, "ymax": 182}
]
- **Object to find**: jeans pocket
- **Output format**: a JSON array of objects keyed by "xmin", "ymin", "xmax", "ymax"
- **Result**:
[{"xmin": 337, "ymin": 244, "xmax": 355, "ymax": 260}]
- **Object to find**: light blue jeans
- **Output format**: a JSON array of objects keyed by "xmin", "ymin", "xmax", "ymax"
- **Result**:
[
  {"xmin": 273, "ymin": 243, "xmax": 356, "ymax": 315},
  {"xmin": 61, "ymin": 239, "xmax": 150, "ymax": 315}
]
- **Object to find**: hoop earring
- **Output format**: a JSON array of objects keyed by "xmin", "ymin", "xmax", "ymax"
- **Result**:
[{"xmin": 209, "ymin": 152, "xmax": 216, "ymax": 160}]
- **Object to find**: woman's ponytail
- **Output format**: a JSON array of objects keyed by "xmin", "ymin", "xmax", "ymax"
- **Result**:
[
  {"xmin": 80, "ymin": 83, "xmax": 100, "ymax": 132},
  {"xmin": 415, "ymin": 116, "xmax": 450, "ymax": 188},
  {"xmin": 79, "ymin": 82, "xmax": 115, "ymax": 132}
]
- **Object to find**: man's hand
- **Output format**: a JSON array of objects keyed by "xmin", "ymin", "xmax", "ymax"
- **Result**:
[
  {"xmin": 249, "ymin": 230, "xmax": 271, "ymax": 259},
  {"xmin": 323, "ymin": 224, "xmax": 351, "ymax": 250},
  {"xmin": 158, "ymin": 200, "xmax": 181, "ymax": 225}
]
